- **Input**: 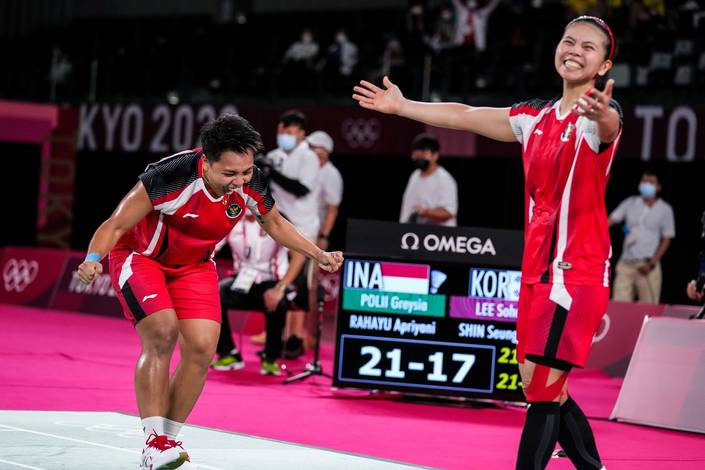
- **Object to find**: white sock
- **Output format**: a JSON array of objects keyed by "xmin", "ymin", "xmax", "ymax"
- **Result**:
[
  {"xmin": 141, "ymin": 416, "xmax": 165, "ymax": 438},
  {"xmin": 164, "ymin": 418, "xmax": 184, "ymax": 440}
]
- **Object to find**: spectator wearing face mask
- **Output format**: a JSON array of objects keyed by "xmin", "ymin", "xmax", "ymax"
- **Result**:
[
  {"xmin": 609, "ymin": 170, "xmax": 675, "ymax": 303},
  {"xmin": 259, "ymin": 110, "xmax": 321, "ymax": 358},
  {"xmin": 399, "ymin": 133, "xmax": 458, "ymax": 227},
  {"xmin": 261, "ymin": 110, "xmax": 321, "ymax": 240}
]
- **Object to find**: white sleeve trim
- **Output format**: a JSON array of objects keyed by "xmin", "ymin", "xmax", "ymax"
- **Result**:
[{"xmin": 153, "ymin": 179, "xmax": 207, "ymax": 215}]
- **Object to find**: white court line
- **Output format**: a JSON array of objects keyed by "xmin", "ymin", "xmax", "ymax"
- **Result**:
[
  {"xmin": 0, "ymin": 458, "xmax": 48, "ymax": 470},
  {"xmin": 0, "ymin": 424, "xmax": 226, "ymax": 470}
]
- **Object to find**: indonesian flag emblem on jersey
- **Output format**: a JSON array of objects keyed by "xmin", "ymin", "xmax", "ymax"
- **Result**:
[
  {"xmin": 114, "ymin": 149, "xmax": 274, "ymax": 267},
  {"xmin": 508, "ymin": 98, "xmax": 623, "ymax": 287}
]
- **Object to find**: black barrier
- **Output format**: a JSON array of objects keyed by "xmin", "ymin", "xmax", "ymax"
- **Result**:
[{"xmin": 334, "ymin": 219, "xmax": 525, "ymax": 401}]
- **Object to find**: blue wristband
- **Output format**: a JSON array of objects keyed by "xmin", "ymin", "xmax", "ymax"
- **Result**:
[{"xmin": 85, "ymin": 252, "xmax": 101, "ymax": 263}]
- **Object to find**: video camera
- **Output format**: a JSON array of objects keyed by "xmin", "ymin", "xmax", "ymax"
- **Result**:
[
  {"xmin": 254, "ymin": 154, "xmax": 276, "ymax": 187},
  {"xmin": 254, "ymin": 153, "xmax": 274, "ymax": 174}
]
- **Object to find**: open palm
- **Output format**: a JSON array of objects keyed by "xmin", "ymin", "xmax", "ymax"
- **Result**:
[{"xmin": 352, "ymin": 76, "xmax": 405, "ymax": 115}]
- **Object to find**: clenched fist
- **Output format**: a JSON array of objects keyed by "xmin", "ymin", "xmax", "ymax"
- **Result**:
[{"xmin": 77, "ymin": 261, "xmax": 103, "ymax": 285}]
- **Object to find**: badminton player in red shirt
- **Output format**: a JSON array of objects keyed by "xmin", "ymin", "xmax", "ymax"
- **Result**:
[
  {"xmin": 354, "ymin": 16, "xmax": 620, "ymax": 470},
  {"xmin": 77, "ymin": 114, "xmax": 343, "ymax": 469}
]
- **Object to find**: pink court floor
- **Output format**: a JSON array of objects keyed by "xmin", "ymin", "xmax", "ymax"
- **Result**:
[{"xmin": 1, "ymin": 304, "xmax": 704, "ymax": 469}]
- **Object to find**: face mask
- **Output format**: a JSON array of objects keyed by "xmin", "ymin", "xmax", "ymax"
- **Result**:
[
  {"xmin": 639, "ymin": 182, "xmax": 657, "ymax": 199},
  {"xmin": 412, "ymin": 158, "xmax": 430, "ymax": 171},
  {"xmin": 277, "ymin": 134, "xmax": 297, "ymax": 152}
]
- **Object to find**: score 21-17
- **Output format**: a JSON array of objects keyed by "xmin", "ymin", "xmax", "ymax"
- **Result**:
[
  {"xmin": 355, "ymin": 343, "xmax": 523, "ymax": 392},
  {"xmin": 359, "ymin": 346, "xmax": 477, "ymax": 384}
]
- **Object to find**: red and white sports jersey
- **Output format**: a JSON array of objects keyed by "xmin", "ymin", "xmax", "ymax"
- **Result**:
[
  {"xmin": 509, "ymin": 98, "xmax": 622, "ymax": 287},
  {"xmin": 114, "ymin": 149, "xmax": 274, "ymax": 267}
]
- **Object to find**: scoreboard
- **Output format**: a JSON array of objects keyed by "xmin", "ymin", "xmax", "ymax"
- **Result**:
[{"xmin": 333, "ymin": 220, "xmax": 525, "ymax": 401}]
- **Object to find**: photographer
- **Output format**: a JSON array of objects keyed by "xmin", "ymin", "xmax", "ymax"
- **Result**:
[
  {"xmin": 259, "ymin": 110, "xmax": 321, "ymax": 240},
  {"xmin": 260, "ymin": 110, "xmax": 321, "ymax": 358}
]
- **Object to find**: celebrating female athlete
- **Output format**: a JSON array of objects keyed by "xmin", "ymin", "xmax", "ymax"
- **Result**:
[{"xmin": 354, "ymin": 16, "xmax": 620, "ymax": 470}]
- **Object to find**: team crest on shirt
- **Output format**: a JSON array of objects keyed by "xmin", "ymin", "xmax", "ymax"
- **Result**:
[
  {"xmin": 560, "ymin": 123, "xmax": 575, "ymax": 142},
  {"xmin": 226, "ymin": 202, "xmax": 242, "ymax": 219}
]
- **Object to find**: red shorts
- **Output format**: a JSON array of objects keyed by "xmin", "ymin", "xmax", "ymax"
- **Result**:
[
  {"xmin": 516, "ymin": 282, "xmax": 608, "ymax": 368},
  {"xmin": 109, "ymin": 250, "xmax": 220, "ymax": 326}
]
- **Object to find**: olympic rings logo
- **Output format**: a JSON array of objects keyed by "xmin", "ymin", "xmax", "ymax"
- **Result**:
[
  {"xmin": 2, "ymin": 258, "xmax": 39, "ymax": 293},
  {"xmin": 341, "ymin": 118, "xmax": 380, "ymax": 149}
]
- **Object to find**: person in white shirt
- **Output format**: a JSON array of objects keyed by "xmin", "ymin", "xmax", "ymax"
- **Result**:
[
  {"xmin": 259, "ymin": 110, "xmax": 320, "ymax": 358},
  {"xmin": 306, "ymin": 131, "xmax": 343, "ymax": 250},
  {"xmin": 283, "ymin": 29, "xmax": 319, "ymax": 64},
  {"xmin": 262, "ymin": 110, "xmax": 321, "ymax": 240},
  {"xmin": 400, "ymin": 133, "xmax": 458, "ymax": 227},
  {"xmin": 609, "ymin": 170, "xmax": 675, "ymax": 303},
  {"xmin": 211, "ymin": 211, "xmax": 306, "ymax": 376},
  {"xmin": 281, "ymin": 30, "xmax": 320, "ymax": 93},
  {"xmin": 304, "ymin": 130, "xmax": 344, "ymax": 348}
]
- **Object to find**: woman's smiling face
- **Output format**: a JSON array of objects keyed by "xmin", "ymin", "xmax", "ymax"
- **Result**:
[{"xmin": 555, "ymin": 22, "xmax": 612, "ymax": 84}]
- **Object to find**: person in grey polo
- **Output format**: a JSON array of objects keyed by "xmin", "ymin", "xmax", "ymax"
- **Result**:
[{"xmin": 609, "ymin": 170, "xmax": 675, "ymax": 303}]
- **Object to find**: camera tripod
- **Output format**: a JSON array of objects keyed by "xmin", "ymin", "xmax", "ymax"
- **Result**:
[{"xmin": 284, "ymin": 285, "xmax": 332, "ymax": 384}]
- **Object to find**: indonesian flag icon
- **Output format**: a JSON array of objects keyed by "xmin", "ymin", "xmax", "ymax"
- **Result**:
[{"xmin": 380, "ymin": 262, "xmax": 430, "ymax": 294}]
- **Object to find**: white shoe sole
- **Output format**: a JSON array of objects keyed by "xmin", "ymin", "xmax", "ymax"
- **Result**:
[{"xmin": 141, "ymin": 456, "xmax": 188, "ymax": 470}]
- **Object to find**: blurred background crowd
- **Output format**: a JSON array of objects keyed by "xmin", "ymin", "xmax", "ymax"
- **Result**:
[{"xmin": 2, "ymin": 0, "xmax": 705, "ymax": 105}]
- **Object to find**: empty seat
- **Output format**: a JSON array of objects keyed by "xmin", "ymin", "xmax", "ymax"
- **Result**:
[
  {"xmin": 673, "ymin": 39, "xmax": 694, "ymax": 57},
  {"xmin": 673, "ymin": 65, "xmax": 693, "ymax": 86},
  {"xmin": 649, "ymin": 52, "xmax": 673, "ymax": 70},
  {"xmin": 635, "ymin": 66, "xmax": 649, "ymax": 86}
]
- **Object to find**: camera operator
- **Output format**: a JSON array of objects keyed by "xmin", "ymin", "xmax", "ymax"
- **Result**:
[{"xmin": 261, "ymin": 110, "xmax": 321, "ymax": 358}]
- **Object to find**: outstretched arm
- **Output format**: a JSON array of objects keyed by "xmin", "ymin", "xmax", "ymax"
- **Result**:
[
  {"xmin": 573, "ymin": 79, "xmax": 620, "ymax": 144},
  {"xmin": 258, "ymin": 206, "xmax": 343, "ymax": 273},
  {"xmin": 77, "ymin": 182, "xmax": 154, "ymax": 284},
  {"xmin": 353, "ymin": 76, "xmax": 516, "ymax": 142}
]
